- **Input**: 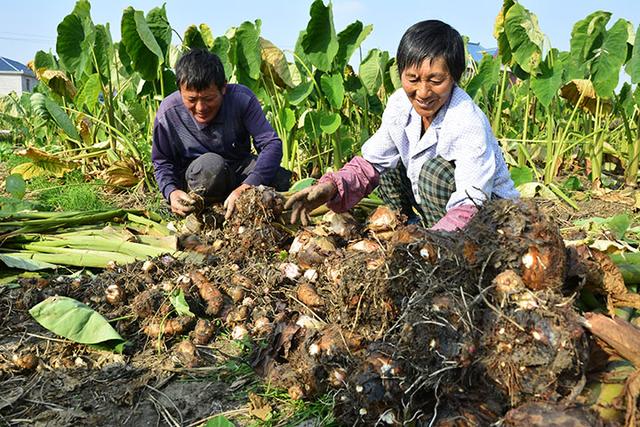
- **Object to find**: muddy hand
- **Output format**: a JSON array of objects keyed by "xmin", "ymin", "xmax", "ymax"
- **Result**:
[
  {"xmin": 284, "ymin": 181, "xmax": 337, "ymax": 226},
  {"xmin": 224, "ymin": 183, "xmax": 251, "ymax": 220},
  {"xmin": 169, "ymin": 190, "xmax": 196, "ymax": 216}
]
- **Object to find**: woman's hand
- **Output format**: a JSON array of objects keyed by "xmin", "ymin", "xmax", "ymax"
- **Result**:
[
  {"xmin": 169, "ymin": 190, "xmax": 196, "ymax": 216},
  {"xmin": 284, "ymin": 181, "xmax": 338, "ymax": 226}
]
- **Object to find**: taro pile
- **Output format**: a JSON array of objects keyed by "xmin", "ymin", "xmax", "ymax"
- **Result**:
[{"xmin": 3, "ymin": 186, "xmax": 639, "ymax": 426}]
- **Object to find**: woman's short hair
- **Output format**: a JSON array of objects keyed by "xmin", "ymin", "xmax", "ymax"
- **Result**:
[
  {"xmin": 396, "ymin": 20, "xmax": 465, "ymax": 83},
  {"xmin": 175, "ymin": 48, "xmax": 226, "ymax": 91}
]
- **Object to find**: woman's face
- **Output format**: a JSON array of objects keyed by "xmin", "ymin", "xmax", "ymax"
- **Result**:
[{"xmin": 400, "ymin": 57, "xmax": 455, "ymax": 126}]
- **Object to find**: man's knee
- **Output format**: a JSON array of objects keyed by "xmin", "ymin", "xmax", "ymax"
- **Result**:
[{"xmin": 186, "ymin": 153, "xmax": 232, "ymax": 200}]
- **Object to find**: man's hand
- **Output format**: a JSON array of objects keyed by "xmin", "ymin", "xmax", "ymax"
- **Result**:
[
  {"xmin": 224, "ymin": 183, "xmax": 252, "ymax": 219},
  {"xmin": 284, "ymin": 182, "xmax": 338, "ymax": 226},
  {"xmin": 169, "ymin": 190, "xmax": 196, "ymax": 216}
]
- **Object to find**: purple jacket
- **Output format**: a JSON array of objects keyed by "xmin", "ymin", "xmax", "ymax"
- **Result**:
[{"xmin": 152, "ymin": 84, "xmax": 283, "ymax": 200}]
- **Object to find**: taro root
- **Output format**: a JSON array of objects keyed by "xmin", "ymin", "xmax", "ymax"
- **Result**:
[
  {"xmin": 296, "ymin": 282, "xmax": 323, "ymax": 307},
  {"xmin": 289, "ymin": 230, "xmax": 336, "ymax": 268},
  {"xmin": 143, "ymin": 316, "xmax": 195, "ymax": 338},
  {"xmin": 105, "ymin": 283, "xmax": 124, "ymax": 305},
  {"xmin": 131, "ymin": 288, "xmax": 167, "ymax": 319},
  {"xmin": 462, "ymin": 199, "xmax": 566, "ymax": 291},
  {"xmin": 190, "ymin": 271, "xmax": 223, "ymax": 316},
  {"xmin": 367, "ymin": 206, "xmax": 401, "ymax": 233},
  {"xmin": 173, "ymin": 340, "xmax": 199, "ymax": 368},
  {"xmin": 12, "ymin": 353, "xmax": 39, "ymax": 370},
  {"xmin": 321, "ymin": 211, "xmax": 360, "ymax": 240},
  {"xmin": 191, "ymin": 319, "xmax": 216, "ymax": 345},
  {"xmin": 347, "ymin": 239, "xmax": 382, "ymax": 254}
]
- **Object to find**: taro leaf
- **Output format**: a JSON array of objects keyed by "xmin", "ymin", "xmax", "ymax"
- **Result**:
[
  {"xmin": 504, "ymin": 3, "xmax": 545, "ymax": 74},
  {"xmin": 359, "ymin": 49, "xmax": 389, "ymax": 96},
  {"xmin": 5, "ymin": 174, "xmax": 26, "ymax": 200},
  {"xmin": 0, "ymin": 254, "xmax": 56, "ymax": 271},
  {"xmin": 510, "ymin": 166, "xmax": 534, "ymax": 187},
  {"xmin": 570, "ymin": 11, "xmax": 611, "ymax": 63},
  {"xmin": 212, "ymin": 35, "xmax": 232, "ymax": 80},
  {"xmin": 320, "ymin": 73, "xmax": 345, "ymax": 109},
  {"xmin": 320, "ymin": 111, "xmax": 341, "ymax": 135},
  {"xmin": 184, "ymin": 25, "xmax": 207, "ymax": 49},
  {"xmin": 117, "ymin": 41, "xmax": 134, "ymax": 76},
  {"xmin": 39, "ymin": 70, "xmax": 77, "ymax": 100},
  {"xmin": 590, "ymin": 19, "xmax": 630, "ymax": 98},
  {"xmin": 465, "ymin": 53, "xmax": 501, "ymax": 99},
  {"xmin": 205, "ymin": 415, "xmax": 235, "ymax": 427},
  {"xmin": 200, "ymin": 24, "xmax": 215, "ymax": 48},
  {"xmin": 387, "ymin": 60, "xmax": 402, "ymax": 91},
  {"xmin": 517, "ymin": 181, "xmax": 541, "ymax": 198},
  {"xmin": 605, "ymin": 214, "xmax": 631, "ymax": 240},
  {"xmin": 235, "ymin": 21, "xmax": 262, "ymax": 81},
  {"xmin": 301, "ymin": 0, "xmax": 339, "ymax": 72},
  {"xmin": 260, "ymin": 37, "xmax": 294, "ymax": 89},
  {"xmin": 335, "ymin": 21, "xmax": 373, "ymax": 71},
  {"xmin": 616, "ymin": 83, "xmax": 636, "ymax": 119},
  {"xmin": 303, "ymin": 110, "xmax": 322, "ymax": 141},
  {"xmin": 493, "ymin": 0, "xmax": 516, "ymax": 65},
  {"xmin": 75, "ymin": 73, "xmax": 102, "ymax": 111},
  {"xmin": 56, "ymin": 12, "xmax": 94, "ymax": 78},
  {"xmin": 11, "ymin": 147, "xmax": 74, "ymax": 179},
  {"xmin": 146, "ymin": 4, "xmax": 172, "ymax": 60},
  {"xmin": 288, "ymin": 177, "xmax": 316, "ymax": 193},
  {"xmin": 34, "ymin": 50, "xmax": 57, "ymax": 72},
  {"xmin": 93, "ymin": 24, "xmax": 113, "ymax": 82},
  {"xmin": 29, "ymin": 296, "xmax": 125, "ymax": 345},
  {"xmin": 121, "ymin": 7, "xmax": 164, "ymax": 81},
  {"xmin": 287, "ymin": 80, "xmax": 314, "ymax": 106},
  {"xmin": 280, "ymin": 107, "xmax": 295, "ymax": 132},
  {"xmin": 170, "ymin": 289, "xmax": 194, "ymax": 317},
  {"xmin": 628, "ymin": 24, "xmax": 640, "ymax": 84},
  {"xmin": 562, "ymin": 176, "xmax": 583, "ymax": 191},
  {"xmin": 530, "ymin": 49, "xmax": 563, "ymax": 108},
  {"xmin": 30, "ymin": 93, "xmax": 80, "ymax": 141}
]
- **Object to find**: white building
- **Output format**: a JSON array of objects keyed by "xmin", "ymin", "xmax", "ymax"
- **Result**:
[{"xmin": 0, "ymin": 57, "xmax": 37, "ymax": 96}]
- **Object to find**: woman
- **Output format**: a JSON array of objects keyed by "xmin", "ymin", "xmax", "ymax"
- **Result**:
[{"xmin": 285, "ymin": 20, "xmax": 518, "ymax": 231}]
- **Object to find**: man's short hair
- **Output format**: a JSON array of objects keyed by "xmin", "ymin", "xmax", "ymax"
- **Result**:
[
  {"xmin": 175, "ymin": 48, "xmax": 226, "ymax": 91},
  {"xmin": 396, "ymin": 20, "xmax": 465, "ymax": 83}
]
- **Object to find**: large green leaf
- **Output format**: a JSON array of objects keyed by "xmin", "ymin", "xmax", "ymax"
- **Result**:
[
  {"xmin": 335, "ymin": 21, "xmax": 373, "ymax": 71},
  {"xmin": 93, "ymin": 24, "xmax": 113, "ymax": 83},
  {"xmin": 359, "ymin": 49, "xmax": 389, "ymax": 96},
  {"xmin": 75, "ymin": 73, "xmax": 102, "ymax": 111},
  {"xmin": 121, "ymin": 7, "xmax": 164, "ymax": 81},
  {"xmin": 570, "ymin": 11, "xmax": 611, "ymax": 62},
  {"xmin": 146, "ymin": 4, "xmax": 172, "ymax": 61},
  {"xmin": 212, "ymin": 35, "xmax": 232, "ymax": 79},
  {"xmin": 287, "ymin": 81, "xmax": 314, "ymax": 106},
  {"xmin": 303, "ymin": 109, "xmax": 322, "ymax": 141},
  {"xmin": 56, "ymin": 12, "xmax": 94, "ymax": 77},
  {"xmin": 627, "ymin": 24, "xmax": 640, "ymax": 84},
  {"xmin": 590, "ymin": 19, "xmax": 629, "ymax": 98},
  {"xmin": 31, "ymin": 93, "xmax": 80, "ymax": 140},
  {"xmin": 184, "ymin": 25, "xmax": 208, "ymax": 49},
  {"xmin": 29, "ymin": 296, "xmax": 124, "ymax": 345},
  {"xmin": 504, "ymin": 3, "xmax": 545, "ymax": 74},
  {"xmin": 530, "ymin": 50, "xmax": 564, "ymax": 108},
  {"xmin": 320, "ymin": 73, "xmax": 345, "ymax": 109},
  {"xmin": 320, "ymin": 111, "xmax": 341, "ymax": 135},
  {"xmin": 235, "ymin": 21, "xmax": 262, "ymax": 81},
  {"xmin": 493, "ymin": 0, "xmax": 516, "ymax": 65},
  {"xmin": 200, "ymin": 24, "xmax": 215, "ymax": 49},
  {"xmin": 301, "ymin": 0, "xmax": 339, "ymax": 72},
  {"xmin": 34, "ymin": 50, "xmax": 57, "ymax": 71},
  {"xmin": 465, "ymin": 53, "xmax": 500, "ymax": 99}
]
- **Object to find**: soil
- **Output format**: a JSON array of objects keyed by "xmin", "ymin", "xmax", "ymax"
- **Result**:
[{"xmin": 1, "ymin": 185, "xmax": 639, "ymax": 426}]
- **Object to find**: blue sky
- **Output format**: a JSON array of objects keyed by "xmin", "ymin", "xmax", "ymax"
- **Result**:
[{"xmin": 2, "ymin": 1, "xmax": 639, "ymax": 66}]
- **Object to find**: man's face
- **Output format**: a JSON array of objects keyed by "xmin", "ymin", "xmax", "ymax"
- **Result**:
[
  {"xmin": 401, "ymin": 57, "xmax": 454, "ymax": 127},
  {"xmin": 180, "ymin": 83, "xmax": 225, "ymax": 125}
]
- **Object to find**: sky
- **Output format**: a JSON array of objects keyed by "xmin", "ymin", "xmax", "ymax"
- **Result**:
[{"xmin": 2, "ymin": 0, "xmax": 640, "ymax": 67}]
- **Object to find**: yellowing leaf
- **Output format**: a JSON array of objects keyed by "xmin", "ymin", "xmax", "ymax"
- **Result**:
[{"xmin": 11, "ymin": 147, "xmax": 74, "ymax": 179}]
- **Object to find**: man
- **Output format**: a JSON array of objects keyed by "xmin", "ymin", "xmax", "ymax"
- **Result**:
[{"xmin": 152, "ymin": 48, "xmax": 290, "ymax": 218}]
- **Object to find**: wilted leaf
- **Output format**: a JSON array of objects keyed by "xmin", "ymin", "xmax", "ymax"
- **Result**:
[
  {"xmin": 29, "ymin": 296, "xmax": 125, "ymax": 345},
  {"xmin": 560, "ymin": 79, "xmax": 612, "ymax": 116},
  {"xmin": 260, "ymin": 37, "xmax": 294, "ymax": 88},
  {"xmin": 0, "ymin": 254, "xmax": 57, "ymax": 271},
  {"xmin": 102, "ymin": 161, "xmax": 140, "ymax": 187},
  {"xmin": 11, "ymin": 148, "xmax": 75, "ymax": 179},
  {"xmin": 40, "ymin": 70, "xmax": 77, "ymax": 100}
]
